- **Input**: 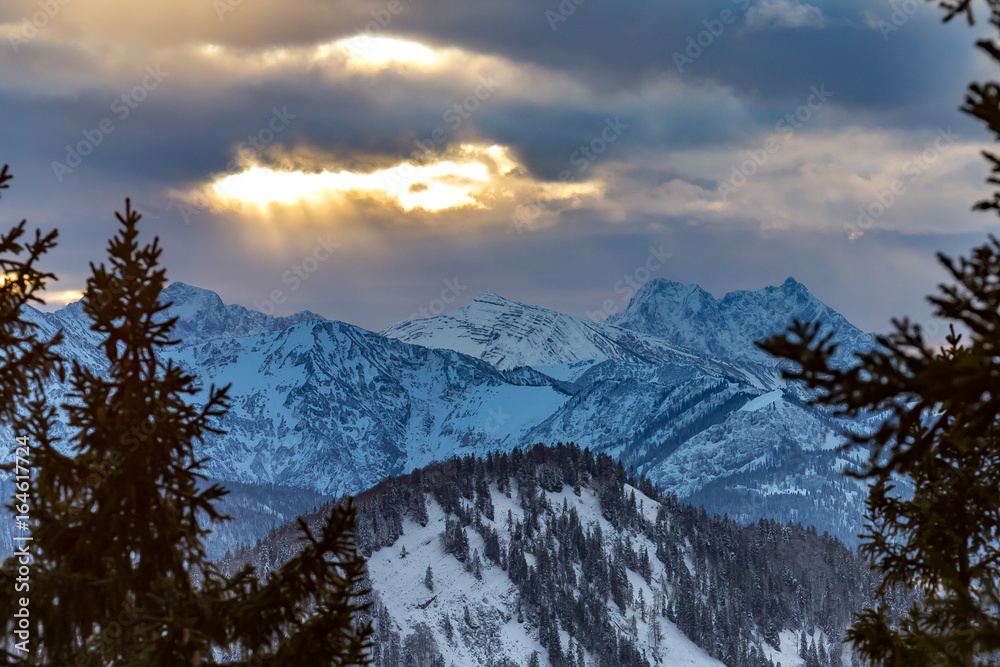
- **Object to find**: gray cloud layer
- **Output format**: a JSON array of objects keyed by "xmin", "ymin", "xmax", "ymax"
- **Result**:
[{"xmin": 0, "ymin": 0, "xmax": 996, "ymax": 338}]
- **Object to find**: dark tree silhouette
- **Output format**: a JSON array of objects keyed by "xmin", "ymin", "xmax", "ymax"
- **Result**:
[
  {"xmin": 0, "ymin": 185, "xmax": 371, "ymax": 665},
  {"xmin": 0, "ymin": 165, "xmax": 63, "ymax": 444}
]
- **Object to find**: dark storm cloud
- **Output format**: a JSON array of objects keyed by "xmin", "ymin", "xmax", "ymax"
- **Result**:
[
  {"xmin": 385, "ymin": 0, "xmax": 978, "ymax": 116},
  {"xmin": 7, "ymin": 0, "xmax": 982, "ymax": 164},
  {"xmin": 3, "ymin": 0, "xmax": 983, "ymax": 192}
]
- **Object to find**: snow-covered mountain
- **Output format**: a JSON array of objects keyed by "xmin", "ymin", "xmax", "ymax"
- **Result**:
[
  {"xmin": 380, "ymin": 291, "xmax": 757, "ymax": 380},
  {"xmin": 19, "ymin": 277, "xmax": 878, "ymax": 548},
  {"xmin": 92, "ymin": 280, "xmax": 324, "ymax": 345},
  {"xmin": 373, "ymin": 280, "xmax": 877, "ymax": 542},
  {"xmin": 169, "ymin": 317, "xmax": 572, "ymax": 496},
  {"xmin": 607, "ymin": 277, "xmax": 874, "ymax": 369},
  {"xmin": 157, "ymin": 281, "xmax": 326, "ymax": 345},
  {"xmin": 24, "ymin": 281, "xmax": 324, "ymax": 366},
  {"xmin": 380, "ymin": 280, "xmax": 876, "ymax": 387},
  {"xmin": 379, "ymin": 290, "xmax": 686, "ymax": 370}
]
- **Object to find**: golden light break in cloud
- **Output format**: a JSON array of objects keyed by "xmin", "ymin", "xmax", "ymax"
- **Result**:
[{"xmin": 176, "ymin": 143, "xmax": 602, "ymax": 223}]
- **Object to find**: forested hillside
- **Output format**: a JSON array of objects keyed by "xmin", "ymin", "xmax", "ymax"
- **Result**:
[{"xmin": 222, "ymin": 444, "xmax": 884, "ymax": 666}]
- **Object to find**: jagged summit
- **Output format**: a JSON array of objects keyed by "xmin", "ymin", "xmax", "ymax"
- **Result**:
[
  {"xmin": 642, "ymin": 277, "xmax": 711, "ymax": 294},
  {"xmin": 384, "ymin": 276, "xmax": 871, "ymax": 373},
  {"xmin": 55, "ymin": 281, "xmax": 322, "ymax": 320},
  {"xmin": 162, "ymin": 280, "xmax": 323, "ymax": 320},
  {"xmin": 625, "ymin": 276, "xmax": 816, "ymax": 310},
  {"xmin": 163, "ymin": 282, "xmax": 326, "ymax": 346},
  {"xmin": 609, "ymin": 276, "xmax": 872, "ymax": 367},
  {"xmin": 623, "ymin": 278, "xmax": 717, "ymax": 316}
]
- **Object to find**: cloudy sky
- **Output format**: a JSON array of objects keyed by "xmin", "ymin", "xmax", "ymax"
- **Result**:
[{"xmin": 1, "ymin": 0, "xmax": 997, "ymax": 336}]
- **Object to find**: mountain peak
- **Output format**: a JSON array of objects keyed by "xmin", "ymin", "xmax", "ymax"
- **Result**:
[
  {"xmin": 778, "ymin": 276, "xmax": 811, "ymax": 296},
  {"xmin": 610, "ymin": 277, "xmax": 872, "ymax": 367},
  {"xmin": 635, "ymin": 278, "xmax": 714, "ymax": 300},
  {"xmin": 471, "ymin": 291, "xmax": 510, "ymax": 306},
  {"xmin": 643, "ymin": 277, "xmax": 706, "ymax": 294},
  {"xmin": 163, "ymin": 280, "xmax": 222, "ymax": 299},
  {"xmin": 625, "ymin": 279, "xmax": 716, "ymax": 318},
  {"xmin": 381, "ymin": 286, "xmax": 709, "ymax": 371},
  {"xmin": 161, "ymin": 281, "xmax": 226, "ymax": 312},
  {"xmin": 156, "ymin": 281, "xmax": 324, "ymax": 345}
]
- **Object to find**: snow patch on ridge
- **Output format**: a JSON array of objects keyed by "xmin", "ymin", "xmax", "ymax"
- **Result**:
[{"xmin": 740, "ymin": 389, "xmax": 783, "ymax": 412}]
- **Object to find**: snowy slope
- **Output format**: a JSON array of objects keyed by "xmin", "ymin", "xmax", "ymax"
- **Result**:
[
  {"xmin": 23, "ymin": 281, "xmax": 324, "ymax": 366},
  {"xmin": 165, "ymin": 320, "xmax": 863, "ymax": 544},
  {"xmin": 40, "ymin": 281, "xmax": 324, "ymax": 348},
  {"xmin": 166, "ymin": 319, "xmax": 572, "ymax": 496},
  {"xmin": 653, "ymin": 392, "xmax": 846, "ymax": 498},
  {"xmin": 158, "ymin": 281, "xmax": 326, "ymax": 345},
  {"xmin": 364, "ymin": 483, "xmax": 726, "ymax": 667}
]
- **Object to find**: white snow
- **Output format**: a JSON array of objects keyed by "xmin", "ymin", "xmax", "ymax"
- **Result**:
[
  {"xmin": 739, "ymin": 389, "xmax": 783, "ymax": 412},
  {"xmin": 531, "ymin": 359, "xmax": 603, "ymax": 382},
  {"xmin": 366, "ymin": 482, "xmax": 725, "ymax": 667}
]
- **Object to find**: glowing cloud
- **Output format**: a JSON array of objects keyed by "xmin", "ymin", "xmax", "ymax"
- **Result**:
[
  {"xmin": 195, "ymin": 35, "xmax": 446, "ymax": 74},
  {"xmin": 176, "ymin": 143, "xmax": 605, "ymax": 229},
  {"xmin": 41, "ymin": 290, "xmax": 85, "ymax": 306},
  {"xmin": 336, "ymin": 36, "xmax": 440, "ymax": 68},
  {"xmin": 210, "ymin": 150, "xmax": 494, "ymax": 212}
]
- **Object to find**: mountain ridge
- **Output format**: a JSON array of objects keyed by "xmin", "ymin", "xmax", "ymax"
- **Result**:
[
  {"xmin": 607, "ymin": 277, "xmax": 872, "ymax": 368},
  {"xmin": 16, "ymin": 276, "xmax": 879, "ymax": 549}
]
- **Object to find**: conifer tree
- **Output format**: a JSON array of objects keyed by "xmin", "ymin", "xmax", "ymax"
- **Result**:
[
  {"xmin": 0, "ymin": 164, "xmax": 63, "ymax": 448},
  {"xmin": 0, "ymin": 165, "xmax": 66, "ymax": 660},
  {"xmin": 0, "ymin": 197, "xmax": 371, "ymax": 664},
  {"xmin": 763, "ymin": 254, "xmax": 1000, "ymax": 664}
]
